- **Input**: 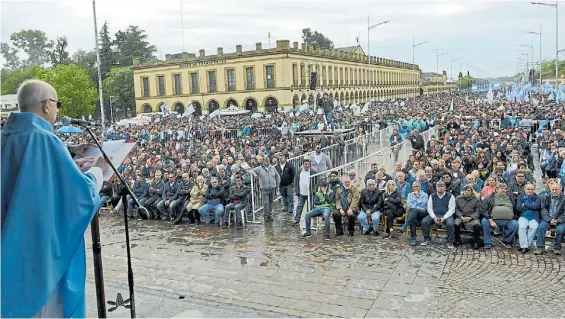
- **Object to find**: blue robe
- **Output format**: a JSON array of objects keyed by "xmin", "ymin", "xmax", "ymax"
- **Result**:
[{"xmin": 1, "ymin": 113, "xmax": 102, "ymax": 318}]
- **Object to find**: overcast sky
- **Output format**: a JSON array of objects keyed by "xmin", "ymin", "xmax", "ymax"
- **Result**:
[{"xmin": 2, "ymin": 0, "xmax": 564, "ymax": 78}]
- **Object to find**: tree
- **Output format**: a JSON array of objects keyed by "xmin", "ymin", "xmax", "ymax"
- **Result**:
[
  {"xmin": 1, "ymin": 42, "xmax": 21, "ymax": 69},
  {"xmin": 71, "ymin": 49, "xmax": 99, "ymax": 86},
  {"xmin": 50, "ymin": 36, "xmax": 70, "ymax": 66},
  {"xmin": 301, "ymin": 28, "xmax": 334, "ymax": 49},
  {"xmin": 114, "ymin": 26, "xmax": 156, "ymax": 66},
  {"xmin": 102, "ymin": 67, "xmax": 135, "ymax": 120},
  {"xmin": 99, "ymin": 21, "xmax": 117, "ymax": 79},
  {"xmin": 540, "ymin": 59, "xmax": 565, "ymax": 79},
  {"xmin": 36, "ymin": 64, "xmax": 97, "ymax": 118},
  {"xmin": 458, "ymin": 71, "xmax": 462, "ymax": 79},
  {"xmin": 0, "ymin": 65, "xmax": 43, "ymax": 95},
  {"xmin": 442, "ymin": 70, "xmax": 447, "ymax": 76},
  {"xmin": 458, "ymin": 75, "xmax": 473, "ymax": 89},
  {"xmin": 467, "ymin": 70, "xmax": 470, "ymax": 77},
  {"xmin": 10, "ymin": 29, "xmax": 53, "ymax": 66}
]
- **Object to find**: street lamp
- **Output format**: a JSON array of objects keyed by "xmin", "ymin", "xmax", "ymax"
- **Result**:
[
  {"xmin": 109, "ymin": 96, "xmax": 117, "ymax": 122},
  {"xmin": 367, "ymin": 17, "xmax": 390, "ymax": 84},
  {"xmin": 531, "ymin": 1, "xmax": 559, "ymax": 86},
  {"xmin": 412, "ymin": 38, "xmax": 428, "ymax": 99},
  {"xmin": 526, "ymin": 25, "xmax": 542, "ymax": 84},
  {"xmin": 436, "ymin": 50, "xmax": 448, "ymax": 94},
  {"xmin": 521, "ymin": 43, "xmax": 534, "ymax": 83},
  {"xmin": 450, "ymin": 58, "xmax": 460, "ymax": 94},
  {"xmin": 92, "ymin": 0, "xmax": 105, "ymax": 130}
]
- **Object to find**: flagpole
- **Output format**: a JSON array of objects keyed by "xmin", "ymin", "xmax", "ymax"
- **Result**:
[{"xmin": 92, "ymin": 0, "xmax": 105, "ymax": 130}]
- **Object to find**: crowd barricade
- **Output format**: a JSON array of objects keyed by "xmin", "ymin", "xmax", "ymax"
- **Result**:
[
  {"xmin": 301, "ymin": 127, "xmax": 437, "ymax": 220},
  {"xmin": 249, "ymin": 125, "xmax": 393, "ymax": 222}
]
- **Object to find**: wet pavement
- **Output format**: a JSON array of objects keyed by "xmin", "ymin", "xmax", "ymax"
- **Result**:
[
  {"xmin": 86, "ymin": 148, "xmax": 565, "ymax": 318},
  {"xmin": 86, "ymin": 201, "xmax": 565, "ymax": 318}
]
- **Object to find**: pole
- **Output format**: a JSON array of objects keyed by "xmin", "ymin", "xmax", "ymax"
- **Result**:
[
  {"xmin": 109, "ymin": 97, "xmax": 113, "ymax": 123},
  {"xmin": 90, "ymin": 213, "xmax": 107, "ymax": 318},
  {"xmin": 436, "ymin": 49, "xmax": 438, "ymax": 95},
  {"xmin": 539, "ymin": 23, "xmax": 541, "ymax": 87},
  {"xmin": 92, "ymin": 0, "xmax": 105, "ymax": 131},
  {"xmin": 450, "ymin": 59, "xmax": 453, "ymax": 94},
  {"xmin": 555, "ymin": 0, "xmax": 559, "ymax": 87},
  {"xmin": 367, "ymin": 16, "xmax": 371, "ymax": 91}
]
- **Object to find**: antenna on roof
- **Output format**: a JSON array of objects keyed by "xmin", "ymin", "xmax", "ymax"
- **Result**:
[{"xmin": 268, "ymin": 32, "xmax": 271, "ymax": 49}]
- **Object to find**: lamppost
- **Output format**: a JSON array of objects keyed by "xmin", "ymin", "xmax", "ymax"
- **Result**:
[
  {"xmin": 520, "ymin": 43, "xmax": 534, "ymax": 83},
  {"xmin": 367, "ymin": 17, "xmax": 389, "ymax": 86},
  {"xmin": 412, "ymin": 38, "xmax": 428, "ymax": 99},
  {"xmin": 526, "ymin": 25, "xmax": 542, "ymax": 85},
  {"xmin": 436, "ymin": 50, "xmax": 448, "ymax": 94},
  {"xmin": 531, "ymin": 1, "xmax": 559, "ymax": 87},
  {"xmin": 520, "ymin": 52, "xmax": 529, "ymax": 80},
  {"xmin": 92, "ymin": 0, "xmax": 105, "ymax": 130},
  {"xmin": 450, "ymin": 58, "xmax": 460, "ymax": 94}
]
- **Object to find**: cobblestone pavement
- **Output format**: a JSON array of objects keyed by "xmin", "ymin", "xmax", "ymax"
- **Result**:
[
  {"xmin": 86, "ymin": 150, "xmax": 565, "ymax": 318},
  {"xmin": 86, "ymin": 205, "xmax": 565, "ymax": 318}
]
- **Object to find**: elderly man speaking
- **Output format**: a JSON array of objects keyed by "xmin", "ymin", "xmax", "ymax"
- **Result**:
[{"xmin": 1, "ymin": 79, "xmax": 108, "ymax": 317}]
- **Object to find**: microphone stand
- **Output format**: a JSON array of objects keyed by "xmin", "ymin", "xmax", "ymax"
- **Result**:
[{"xmin": 85, "ymin": 126, "xmax": 138, "ymax": 318}]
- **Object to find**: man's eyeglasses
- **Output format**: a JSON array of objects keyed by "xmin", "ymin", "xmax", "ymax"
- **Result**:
[{"xmin": 42, "ymin": 98, "xmax": 61, "ymax": 109}]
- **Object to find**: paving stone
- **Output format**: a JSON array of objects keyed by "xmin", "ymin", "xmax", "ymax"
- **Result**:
[
  {"xmin": 304, "ymin": 291, "xmax": 374, "ymax": 310},
  {"xmin": 316, "ymin": 303, "xmax": 368, "ymax": 318},
  {"xmin": 279, "ymin": 298, "xmax": 323, "ymax": 313},
  {"xmin": 245, "ymin": 292, "xmax": 286, "ymax": 307}
]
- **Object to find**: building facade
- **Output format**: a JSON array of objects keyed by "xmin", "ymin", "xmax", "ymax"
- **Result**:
[
  {"xmin": 420, "ymin": 72, "xmax": 457, "ymax": 95},
  {"xmin": 132, "ymin": 40, "xmax": 421, "ymax": 115},
  {"xmin": 0, "ymin": 94, "xmax": 19, "ymax": 117}
]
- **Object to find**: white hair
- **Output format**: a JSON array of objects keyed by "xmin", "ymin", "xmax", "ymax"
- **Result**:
[{"xmin": 17, "ymin": 79, "xmax": 56, "ymax": 112}]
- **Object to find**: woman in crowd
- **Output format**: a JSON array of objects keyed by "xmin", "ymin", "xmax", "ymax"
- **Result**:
[
  {"xmin": 382, "ymin": 180, "xmax": 404, "ymax": 239},
  {"xmin": 178, "ymin": 175, "xmax": 207, "ymax": 224},
  {"xmin": 405, "ymin": 181, "xmax": 428, "ymax": 246},
  {"xmin": 481, "ymin": 176, "xmax": 497, "ymax": 200},
  {"xmin": 515, "ymin": 182, "xmax": 541, "ymax": 254}
]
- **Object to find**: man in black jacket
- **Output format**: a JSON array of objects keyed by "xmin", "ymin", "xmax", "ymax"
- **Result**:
[
  {"xmin": 172, "ymin": 173, "xmax": 191, "ymax": 223},
  {"xmin": 275, "ymin": 154, "xmax": 296, "ymax": 214},
  {"xmin": 408, "ymin": 129, "xmax": 425, "ymax": 153},
  {"xmin": 157, "ymin": 172, "xmax": 179, "ymax": 220},
  {"xmin": 128, "ymin": 175, "xmax": 149, "ymax": 218},
  {"xmin": 535, "ymin": 182, "xmax": 565, "ymax": 255},
  {"xmin": 224, "ymin": 174, "xmax": 250, "ymax": 228},
  {"xmin": 357, "ymin": 179, "xmax": 383, "ymax": 235},
  {"xmin": 145, "ymin": 170, "xmax": 164, "ymax": 218}
]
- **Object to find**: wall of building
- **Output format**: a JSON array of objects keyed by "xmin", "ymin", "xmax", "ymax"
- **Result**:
[{"xmin": 132, "ymin": 40, "xmax": 422, "ymax": 114}]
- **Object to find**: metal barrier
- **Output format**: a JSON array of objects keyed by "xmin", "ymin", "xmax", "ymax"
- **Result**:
[
  {"xmin": 249, "ymin": 125, "xmax": 393, "ymax": 222},
  {"xmin": 301, "ymin": 128, "xmax": 438, "ymax": 220}
]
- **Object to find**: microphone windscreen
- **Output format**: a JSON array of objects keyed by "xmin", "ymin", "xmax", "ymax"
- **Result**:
[{"xmin": 61, "ymin": 116, "xmax": 72, "ymax": 126}]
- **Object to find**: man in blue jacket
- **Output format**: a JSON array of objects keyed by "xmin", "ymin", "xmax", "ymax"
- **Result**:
[{"xmin": 535, "ymin": 182, "xmax": 565, "ymax": 255}]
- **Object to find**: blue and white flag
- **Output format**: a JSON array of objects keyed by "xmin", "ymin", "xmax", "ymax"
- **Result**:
[{"xmin": 160, "ymin": 102, "xmax": 171, "ymax": 115}]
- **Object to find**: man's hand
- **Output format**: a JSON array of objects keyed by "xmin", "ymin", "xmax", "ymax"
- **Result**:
[
  {"xmin": 92, "ymin": 156, "xmax": 110, "ymax": 174},
  {"xmin": 551, "ymin": 219, "xmax": 558, "ymax": 225},
  {"xmin": 69, "ymin": 143, "xmax": 95, "ymax": 158},
  {"xmin": 346, "ymin": 209, "xmax": 353, "ymax": 216},
  {"xmin": 366, "ymin": 210, "xmax": 372, "ymax": 218},
  {"xmin": 74, "ymin": 157, "xmax": 95, "ymax": 173},
  {"xmin": 463, "ymin": 217, "xmax": 472, "ymax": 222},
  {"xmin": 340, "ymin": 209, "xmax": 345, "ymax": 216},
  {"xmin": 433, "ymin": 216, "xmax": 438, "ymax": 224},
  {"xmin": 489, "ymin": 219, "xmax": 497, "ymax": 228}
]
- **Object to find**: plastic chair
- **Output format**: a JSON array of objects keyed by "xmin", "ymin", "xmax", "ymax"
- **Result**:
[{"xmin": 227, "ymin": 208, "xmax": 246, "ymax": 227}]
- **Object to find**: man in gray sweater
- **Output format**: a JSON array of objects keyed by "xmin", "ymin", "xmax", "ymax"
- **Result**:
[
  {"xmin": 309, "ymin": 144, "xmax": 333, "ymax": 174},
  {"xmin": 251, "ymin": 156, "xmax": 281, "ymax": 222}
]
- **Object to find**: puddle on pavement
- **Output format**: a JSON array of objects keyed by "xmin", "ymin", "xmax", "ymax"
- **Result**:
[{"xmin": 239, "ymin": 256, "xmax": 248, "ymax": 266}]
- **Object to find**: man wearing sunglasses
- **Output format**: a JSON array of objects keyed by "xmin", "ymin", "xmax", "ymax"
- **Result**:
[{"xmin": 1, "ymin": 79, "xmax": 109, "ymax": 318}]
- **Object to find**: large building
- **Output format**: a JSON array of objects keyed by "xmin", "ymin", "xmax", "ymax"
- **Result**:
[
  {"xmin": 132, "ymin": 40, "xmax": 421, "ymax": 115},
  {"xmin": 420, "ymin": 72, "xmax": 457, "ymax": 95}
]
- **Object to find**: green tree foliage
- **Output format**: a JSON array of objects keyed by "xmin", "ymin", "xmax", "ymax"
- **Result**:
[
  {"xmin": 540, "ymin": 59, "xmax": 565, "ymax": 79},
  {"xmin": 114, "ymin": 26, "xmax": 157, "ymax": 66},
  {"xmin": 50, "ymin": 37, "xmax": 70, "ymax": 66},
  {"xmin": 99, "ymin": 21, "xmax": 117, "ymax": 80},
  {"xmin": 1, "ymin": 42, "xmax": 21, "ymax": 69},
  {"xmin": 71, "ymin": 49, "xmax": 99, "ymax": 85},
  {"xmin": 0, "ymin": 65, "xmax": 43, "ymax": 94},
  {"xmin": 458, "ymin": 71, "xmax": 463, "ymax": 79},
  {"xmin": 36, "ymin": 64, "xmax": 97, "ymax": 118},
  {"xmin": 10, "ymin": 29, "xmax": 53, "ymax": 66},
  {"xmin": 102, "ymin": 67, "xmax": 135, "ymax": 119},
  {"xmin": 301, "ymin": 28, "xmax": 334, "ymax": 49},
  {"xmin": 458, "ymin": 75, "xmax": 473, "ymax": 89}
]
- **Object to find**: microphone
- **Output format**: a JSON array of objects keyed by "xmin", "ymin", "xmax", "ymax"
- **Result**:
[{"xmin": 61, "ymin": 116, "xmax": 100, "ymax": 126}]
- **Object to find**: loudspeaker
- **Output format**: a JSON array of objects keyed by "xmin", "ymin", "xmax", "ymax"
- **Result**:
[{"xmin": 310, "ymin": 72, "xmax": 317, "ymax": 90}]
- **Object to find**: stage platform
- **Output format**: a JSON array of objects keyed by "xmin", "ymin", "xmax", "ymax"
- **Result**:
[{"xmin": 294, "ymin": 128, "xmax": 355, "ymax": 137}]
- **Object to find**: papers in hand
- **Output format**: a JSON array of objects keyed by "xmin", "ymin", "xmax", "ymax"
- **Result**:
[{"xmin": 75, "ymin": 139, "xmax": 136, "ymax": 181}]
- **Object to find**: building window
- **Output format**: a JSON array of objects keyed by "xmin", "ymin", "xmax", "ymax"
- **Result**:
[
  {"xmin": 339, "ymin": 68, "xmax": 343, "ymax": 86},
  {"xmin": 245, "ymin": 67, "xmax": 255, "ymax": 90},
  {"xmin": 173, "ymin": 74, "xmax": 182, "ymax": 95},
  {"xmin": 328, "ymin": 67, "xmax": 332, "ymax": 86},
  {"xmin": 226, "ymin": 69, "xmax": 235, "ymax": 91},
  {"xmin": 292, "ymin": 64, "xmax": 298, "ymax": 87},
  {"xmin": 208, "ymin": 70, "xmax": 217, "ymax": 93},
  {"xmin": 265, "ymin": 65, "xmax": 275, "ymax": 89},
  {"xmin": 142, "ymin": 77, "xmax": 149, "ymax": 97},
  {"xmin": 190, "ymin": 72, "xmax": 199, "ymax": 94},
  {"xmin": 300, "ymin": 64, "xmax": 306, "ymax": 87},
  {"xmin": 157, "ymin": 75, "xmax": 165, "ymax": 96}
]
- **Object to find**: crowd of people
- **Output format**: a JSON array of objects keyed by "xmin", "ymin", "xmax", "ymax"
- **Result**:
[{"xmin": 53, "ymin": 90, "xmax": 565, "ymax": 254}]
